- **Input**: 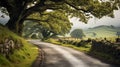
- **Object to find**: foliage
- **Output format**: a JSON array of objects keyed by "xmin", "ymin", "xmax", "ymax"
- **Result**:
[
  {"xmin": 70, "ymin": 29, "xmax": 85, "ymax": 39},
  {"xmin": 0, "ymin": 25, "xmax": 38, "ymax": 67},
  {"xmin": 0, "ymin": 0, "xmax": 119, "ymax": 35},
  {"xmin": 23, "ymin": 10, "xmax": 72, "ymax": 39}
]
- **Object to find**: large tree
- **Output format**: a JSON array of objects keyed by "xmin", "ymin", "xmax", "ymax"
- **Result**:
[{"xmin": 0, "ymin": 0, "xmax": 119, "ymax": 35}]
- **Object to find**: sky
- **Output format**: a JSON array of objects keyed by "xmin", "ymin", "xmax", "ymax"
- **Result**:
[
  {"xmin": 70, "ymin": 9, "xmax": 120, "ymax": 29},
  {"xmin": 0, "ymin": 11, "xmax": 9, "ymax": 25},
  {"xmin": 0, "ymin": 9, "xmax": 120, "ymax": 29}
]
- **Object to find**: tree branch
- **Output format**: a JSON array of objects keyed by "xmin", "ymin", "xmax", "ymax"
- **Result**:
[
  {"xmin": 25, "ymin": 18, "xmax": 48, "ymax": 22},
  {"xmin": 21, "ymin": 0, "xmax": 48, "ymax": 21},
  {"xmin": 64, "ymin": 1, "xmax": 89, "ymax": 13}
]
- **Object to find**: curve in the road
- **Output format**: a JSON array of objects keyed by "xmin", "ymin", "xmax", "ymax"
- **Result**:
[
  {"xmin": 47, "ymin": 43, "xmax": 88, "ymax": 67},
  {"xmin": 30, "ymin": 40, "xmax": 117, "ymax": 67}
]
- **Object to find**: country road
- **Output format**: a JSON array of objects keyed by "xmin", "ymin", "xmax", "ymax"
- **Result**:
[{"xmin": 29, "ymin": 40, "xmax": 117, "ymax": 67}]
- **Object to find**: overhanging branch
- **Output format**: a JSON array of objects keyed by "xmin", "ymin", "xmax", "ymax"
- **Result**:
[
  {"xmin": 25, "ymin": 18, "xmax": 48, "ymax": 22},
  {"xmin": 64, "ymin": 1, "xmax": 89, "ymax": 13}
]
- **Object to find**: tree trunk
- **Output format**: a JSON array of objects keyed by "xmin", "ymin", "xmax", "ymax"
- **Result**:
[
  {"xmin": 6, "ymin": 19, "xmax": 18, "ymax": 32},
  {"xmin": 6, "ymin": 19, "xmax": 24, "ymax": 36},
  {"xmin": 5, "ymin": 14, "xmax": 24, "ymax": 36},
  {"xmin": 5, "ymin": 6, "xmax": 26, "ymax": 36}
]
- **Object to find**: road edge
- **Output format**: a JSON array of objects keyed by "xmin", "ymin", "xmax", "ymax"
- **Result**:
[{"xmin": 31, "ymin": 43, "xmax": 45, "ymax": 67}]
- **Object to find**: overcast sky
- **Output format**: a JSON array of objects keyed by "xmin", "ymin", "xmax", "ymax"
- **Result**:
[
  {"xmin": 70, "ymin": 9, "xmax": 120, "ymax": 29},
  {"xmin": 0, "ymin": 11, "xmax": 9, "ymax": 25}
]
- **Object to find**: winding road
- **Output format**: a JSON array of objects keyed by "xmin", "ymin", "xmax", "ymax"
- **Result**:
[{"xmin": 29, "ymin": 40, "xmax": 117, "ymax": 67}]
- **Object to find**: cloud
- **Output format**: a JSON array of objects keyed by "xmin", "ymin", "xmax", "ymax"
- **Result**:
[{"xmin": 70, "ymin": 10, "xmax": 120, "ymax": 29}]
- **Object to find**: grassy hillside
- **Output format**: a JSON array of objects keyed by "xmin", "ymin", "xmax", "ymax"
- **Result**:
[
  {"xmin": 84, "ymin": 25, "xmax": 120, "ymax": 38},
  {"xmin": 0, "ymin": 24, "xmax": 38, "ymax": 67}
]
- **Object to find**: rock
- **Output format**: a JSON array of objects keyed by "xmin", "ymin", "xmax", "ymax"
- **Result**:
[
  {"xmin": 4, "ymin": 38, "xmax": 10, "ymax": 49},
  {"xmin": 1, "ymin": 38, "xmax": 23, "ymax": 56},
  {"xmin": 8, "ymin": 40, "xmax": 15, "ymax": 49},
  {"xmin": 8, "ymin": 40, "xmax": 15, "ymax": 54},
  {"xmin": 4, "ymin": 43, "xmax": 9, "ymax": 49}
]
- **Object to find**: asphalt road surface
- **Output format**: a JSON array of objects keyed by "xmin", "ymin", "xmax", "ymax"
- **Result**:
[{"xmin": 29, "ymin": 40, "xmax": 117, "ymax": 67}]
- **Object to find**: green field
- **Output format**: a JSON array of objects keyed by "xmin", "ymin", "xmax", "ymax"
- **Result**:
[{"xmin": 84, "ymin": 25, "xmax": 120, "ymax": 38}]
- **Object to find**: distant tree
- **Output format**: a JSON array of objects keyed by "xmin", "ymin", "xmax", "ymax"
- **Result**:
[
  {"xmin": 116, "ymin": 32, "xmax": 120, "ymax": 38},
  {"xmin": 92, "ymin": 32, "xmax": 97, "ymax": 37},
  {"xmin": 70, "ymin": 29, "xmax": 85, "ymax": 39},
  {"xmin": 110, "ymin": 25, "xmax": 115, "ymax": 28}
]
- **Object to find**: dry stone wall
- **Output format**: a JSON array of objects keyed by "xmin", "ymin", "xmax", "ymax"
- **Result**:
[{"xmin": 0, "ymin": 38, "xmax": 23, "ymax": 58}]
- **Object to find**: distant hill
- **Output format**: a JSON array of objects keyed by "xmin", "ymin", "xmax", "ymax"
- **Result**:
[{"xmin": 84, "ymin": 25, "xmax": 120, "ymax": 38}]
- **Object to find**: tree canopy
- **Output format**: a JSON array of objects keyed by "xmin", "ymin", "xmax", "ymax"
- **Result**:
[
  {"xmin": 23, "ymin": 10, "xmax": 72, "ymax": 39},
  {"xmin": 0, "ymin": 0, "xmax": 119, "ymax": 35}
]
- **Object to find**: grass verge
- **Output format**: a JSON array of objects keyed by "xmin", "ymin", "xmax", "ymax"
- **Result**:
[
  {"xmin": 44, "ymin": 38, "xmax": 91, "ymax": 53},
  {"xmin": 0, "ymin": 24, "xmax": 38, "ymax": 67}
]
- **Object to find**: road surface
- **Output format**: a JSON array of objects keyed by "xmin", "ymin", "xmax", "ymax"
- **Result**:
[{"xmin": 29, "ymin": 40, "xmax": 117, "ymax": 67}]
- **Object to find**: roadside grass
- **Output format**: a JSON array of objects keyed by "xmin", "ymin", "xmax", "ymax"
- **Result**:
[
  {"xmin": 45, "ymin": 38, "xmax": 91, "ymax": 53},
  {"xmin": 0, "ymin": 25, "xmax": 38, "ymax": 67},
  {"xmin": 0, "ymin": 54, "xmax": 13, "ymax": 67},
  {"xmin": 9, "ymin": 40, "xmax": 38, "ymax": 67}
]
